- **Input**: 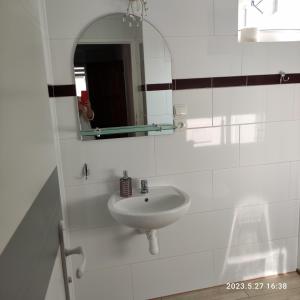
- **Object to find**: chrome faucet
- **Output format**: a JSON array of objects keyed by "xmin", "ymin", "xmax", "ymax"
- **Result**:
[{"xmin": 141, "ymin": 179, "xmax": 149, "ymax": 194}]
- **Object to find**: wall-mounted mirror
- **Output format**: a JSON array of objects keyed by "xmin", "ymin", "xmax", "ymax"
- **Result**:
[{"xmin": 74, "ymin": 13, "xmax": 174, "ymax": 140}]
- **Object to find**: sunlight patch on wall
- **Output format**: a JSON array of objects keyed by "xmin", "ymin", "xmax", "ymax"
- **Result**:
[{"xmin": 238, "ymin": 0, "xmax": 300, "ymax": 42}]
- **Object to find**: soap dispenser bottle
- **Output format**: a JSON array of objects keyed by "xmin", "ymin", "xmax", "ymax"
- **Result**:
[{"xmin": 120, "ymin": 170, "xmax": 132, "ymax": 197}]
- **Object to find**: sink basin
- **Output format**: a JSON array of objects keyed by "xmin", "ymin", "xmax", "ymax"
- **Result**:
[{"xmin": 108, "ymin": 186, "xmax": 190, "ymax": 230}]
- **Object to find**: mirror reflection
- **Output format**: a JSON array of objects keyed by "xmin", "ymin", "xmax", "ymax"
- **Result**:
[{"xmin": 74, "ymin": 13, "xmax": 173, "ymax": 140}]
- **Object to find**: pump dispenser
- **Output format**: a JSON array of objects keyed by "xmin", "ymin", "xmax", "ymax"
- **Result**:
[{"xmin": 120, "ymin": 170, "xmax": 132, "ymax": 197}]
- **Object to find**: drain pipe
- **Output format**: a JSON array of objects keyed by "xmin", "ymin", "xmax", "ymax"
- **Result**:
[{"xmin": 146, "ymin": 230, "xmax": 159, "ymax": 255}]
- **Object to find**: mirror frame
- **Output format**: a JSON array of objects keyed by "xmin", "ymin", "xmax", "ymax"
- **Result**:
[{"xmin": 73, "ymin": 13, "xmax": 174, "ymax": 140}]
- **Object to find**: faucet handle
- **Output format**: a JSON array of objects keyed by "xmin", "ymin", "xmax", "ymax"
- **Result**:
[
  {"xmin": 141, "ymin": 179, "xmax": 148, "ymax": 187},
  {"xmin": 141, "ymin": 179, "xmax": 148, "ymax": 193}
]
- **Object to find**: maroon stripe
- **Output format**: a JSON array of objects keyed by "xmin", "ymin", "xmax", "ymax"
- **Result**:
[
  {"xmin": 48, "ymin": 73, "xmax": 300, "ymax": 97},
  {"xmin": 172, "ymin": 79, "xmax": 176, "ymax": 90},
  {"xmin": 212, "ymin": 76, "xmax": 247, "ymax": 88},
  {"xmin": 174, "ymin": 78, "xmax": 212, "ymax": 90},
  {"xmin": 48, "ymin": 85, "xmax": 54, "ymax": 97},
  {"xmin": 247, "ymin": 74, "xmax": 281, "ymax": 86},
  {"xmin": 284, "ymin": 73, "xmax": 300, "ymax": 84},
  {"xmin": 146, "ymin": 83, "xmax": 172, "ymax": 91},
  {"xmin": 48, "ymin": 85, "xmax": 76, "ymax": 97}
]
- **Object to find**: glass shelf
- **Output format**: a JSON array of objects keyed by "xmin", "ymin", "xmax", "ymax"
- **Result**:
[{"xmin": 80, "ymin": 124, "xmax": 175, "ymax": 137}]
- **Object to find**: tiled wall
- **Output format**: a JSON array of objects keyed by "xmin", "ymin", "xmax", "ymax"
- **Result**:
[{"xmin": 45, "ymin": 0, "xmax": 300, "ymax": 299}]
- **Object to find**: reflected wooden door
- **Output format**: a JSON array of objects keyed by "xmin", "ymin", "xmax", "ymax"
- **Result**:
[{"xmin": 86, "ymin": 61, "xmax": 128, "ymax": 130}]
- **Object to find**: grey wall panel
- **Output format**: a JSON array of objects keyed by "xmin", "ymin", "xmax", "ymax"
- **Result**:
[{"xmin": 0, "ymin": 168, "xmax": 62, "ymax": 300}]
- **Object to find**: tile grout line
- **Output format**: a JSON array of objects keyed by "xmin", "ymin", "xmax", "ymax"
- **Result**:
[
  {"xmin": 68, "ymin": 201, "xmax": 300, "ymax": 233},
  {"xmin": 129, "ymin": 264, "xmax": 135, "ymax": 300},
  {"xmin": 71, "ymin": 235, "xmax": 299, "ymax": 275},
  {"xmin": 63, "ymin": 158, "xmax": 300, "ymax": 190},
  {"xmin": 153, "ymin": 135, "xmax": 158, "ymax": 177},
  {"xmin": 48, "ymin": 74, "xmax": 300, "ymax": 97},
  {"xmin": 58, "ymin": 118, "xmax": 300, "ymax": 144},
  {"xmin": 238, "ymin": 124, "xmax": 241, "ymax": 167},
  {"xmin": 212, "ymin": 0, "xmax": 216, "ymax": 36},
  {"xmin": 211, "ymin": 86, "xmax": 214, "ymax": 127}
]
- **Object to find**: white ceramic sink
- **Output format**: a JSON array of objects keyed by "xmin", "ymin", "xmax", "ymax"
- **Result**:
[
  {"xmin": 108, "ymin": 186, "xmax": 190, "ymax": 255},
  {"xmin": 108, "ymin": 186, "xmax": 190, "ymax": 230}
]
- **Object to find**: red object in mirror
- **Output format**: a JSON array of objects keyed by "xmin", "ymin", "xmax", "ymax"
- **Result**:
[{"xmin": 81, "ymin": 90, "xmax": 89, "ymax": 106}]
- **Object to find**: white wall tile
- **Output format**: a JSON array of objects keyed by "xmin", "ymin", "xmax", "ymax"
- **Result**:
[
  {"xmin": 240, "ymin": 121, "xmax": 300, "ymax": 166},
  {"xmin": 55, "ymin": 97, "xmax": 79, "ymax": 140},
  {"xmin": 155, "ymin": 127, "xmax": 240, "ymax": 175},
  {"xmin": 65, "ymin": 181, "xmax": 119, "ymax": 231},
  {"xmin": 159, "ymin": 213, "xmax": 216, "ymax": 257},
  {"xmin": 49, "ymin": 38, "xmax": 75, "ymax": 84},
  {"xmin": 267, "ymin": 42, "xmax": 300, "ymax": 74},
  {"xmin": 213, "ymin": 201, "xmax": 299, "ymax": 250},
  {"xmin": 265, "ymin": 85, "xmax": 295, "ymax": 122},
  {"xmin": 159, "ymin": 201, "xmax": 299, "ymax": 258},
  {"xmin": 214, "ymin": 237, "xmax": 298, "ymax": 284},
  {"xmin": 167, "ymin": 36, "xmax": 242, "ymax": 78},
  {"xmin": 213, "ymin": 86, "xmax": 266, "ymax": 126},
  {"xmin": 45, "ymin": 0, "xmax": 127, "ymax": 39},
  {"xmin": 242, "ymin": 43, "xmax": 270, "ymax": 75},
  {"xmin": 146, "ymin": 91, "xmax": 173, "ymax": 117},
  {"xmin": 143, "ymin": 21, "xmax": 169, "ymax": 59},
  {"xmin": 60, "ymin": 136, "xmax": 156, "ymax": 186},
  {"xmin": 293, "ymin": 84, "xmax": 300, "ymax": 120},
  {"xmin": 131, "ymin": 252, "xmax": 215, "ymax": 300},
  {"xmin": 289, "ymin": 161, "xmax": 300, "ymax": 200},
  {"xmin": 213, "ymin": 163, "xmax": 290, "ymax": 210},
  {"xmin": 147, "ymin": 171, "xmax": 213, "ymax": 214},
  {"xmin": 74, "ymin": 266, "xmax": 133, "ymax": 300},
  {"xmin": 173, "ymin": 89, "xmax": 212, "ymax": 128},
  {"xmin": 213, "ymin": 84, "xmax": 300, "ymax": 126},
  {"xmin": 242, "ymin": 42, "xmax": 300, "ymax": 75},
  {"xmin": 144, "ymin": 58, "xmax": 172, "ymax": 84},
  {"xmin": 147, "ymin": 0, "xmax": 214, "ymax": 37},
  {"xmin": 214, "ymin": 0, "xmax": 238, "ymax": 35},
  {"xmin": 70, "ymin": 225, "xmax": 156, "ymax": 271},
  {"xmin": 59, "ymin": 139, "xmax": 85, "ymax": 186}
]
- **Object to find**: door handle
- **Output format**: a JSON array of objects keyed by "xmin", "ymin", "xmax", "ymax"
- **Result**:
[{"xmin": 65, "ymin": 246, "xmax": 86, "ymax": 279}]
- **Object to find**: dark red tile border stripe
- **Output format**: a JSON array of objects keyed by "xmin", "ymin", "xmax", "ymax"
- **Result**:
[
  {"xmin": 286, "ymin": 73, "xmax": 300, "ymax": 84},
  {"xmin": 146, "ymin": 83, "xmax": 172, "ymax": 91},
  {"xmin": 247, "ymin": 74, "xmax": 281, "ymax": 86},
  {"xmin": 139, "ymin": 83, "xmax": 172, "ymax": 91},
  {"xmin": 140, "ymin": 83, "xmax": 172, "ymax": 91},
  {"xmin": 174, "ymin": 78, "xmax": 212, "ymax": 90},
  {"xmin": 48, "ymin": 73, "xmax": 300, "ymax": 98},
  {"xmin": 48, "ymin": 84, "xmax": 76, "ymax": 97},
  {"xmin": 48, "ymin": 85, "xmax": 54, "ymax": 97},
  {"xmin": 212, "ymin": 76, "xmax": 247, "ymax": 88}
]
